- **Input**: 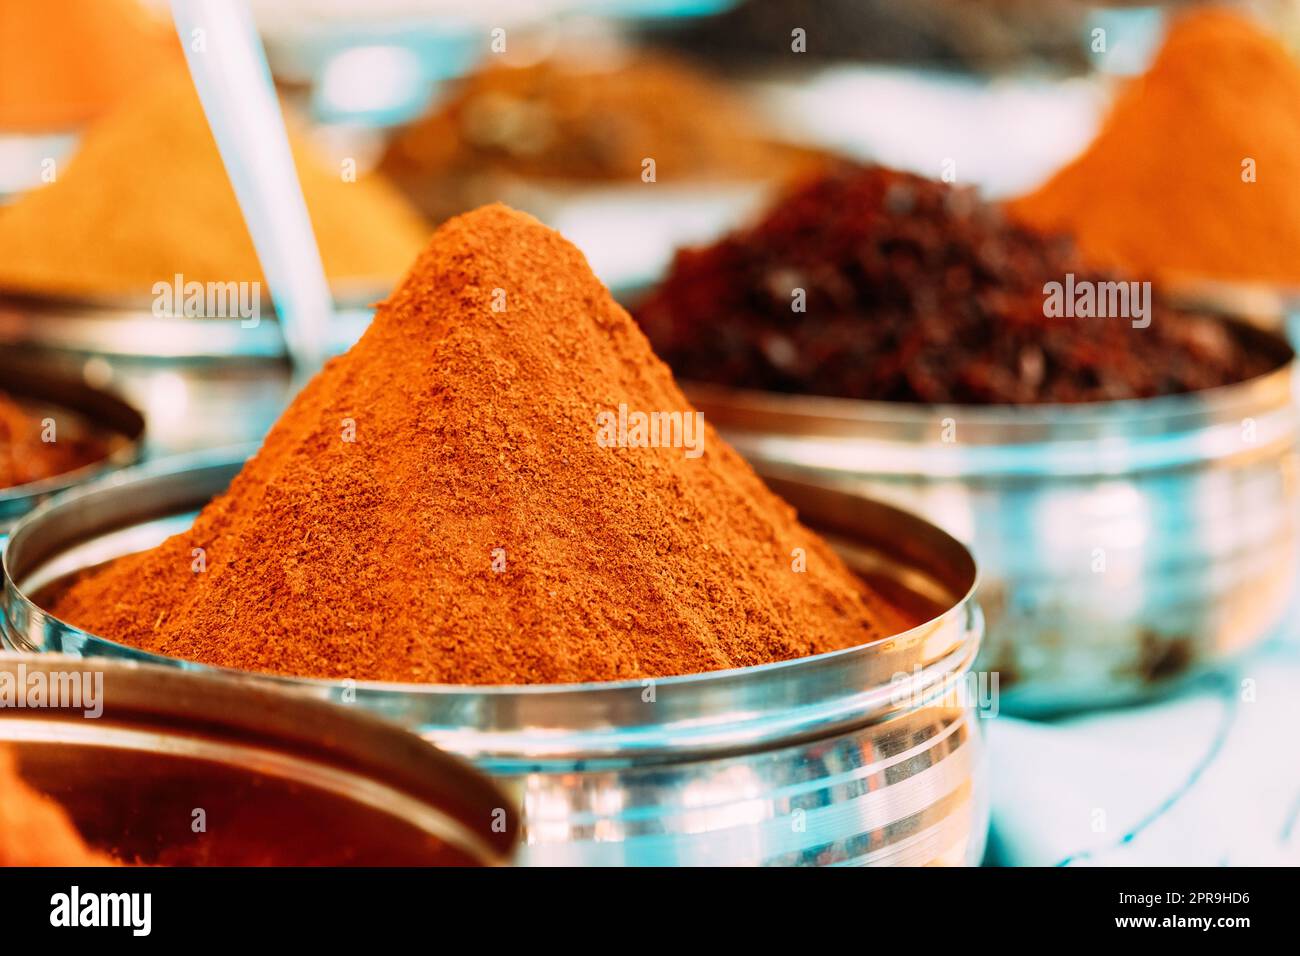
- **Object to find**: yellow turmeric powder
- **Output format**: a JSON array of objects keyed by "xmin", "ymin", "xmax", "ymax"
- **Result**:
[
  {"xmin": 1008, "ymin": 7, "xmax": 1300, "ymax": 286},
  {"xmin": 0, "ymin": 67, "xmax": 429, "ymax": 300}
]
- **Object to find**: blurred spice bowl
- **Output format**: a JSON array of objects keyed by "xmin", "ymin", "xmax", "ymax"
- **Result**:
[
  {"xmin": 0, "ymin": 654, "xmax": 516, "ymax": 866},
  {"xmin": 633, "ymin": 163, "xmax": 1300, "ymax": 714},
  {"xmin": 376, "ymin": 48, "xmax": 829, "ymax": 289}
]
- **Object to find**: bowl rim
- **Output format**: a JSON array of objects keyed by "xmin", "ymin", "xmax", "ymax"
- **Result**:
[{"xmin": 1, "ymin": 446, "xmax": 983, "ymax": 759}]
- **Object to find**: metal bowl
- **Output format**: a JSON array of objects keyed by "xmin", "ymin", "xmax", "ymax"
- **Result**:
[
  {"xmin": 0, "ymin": 653, "xmax": 516, "ymax": 865},
  {"xmin": 1, "ymin": 448, "xmax": 987, "ymax": 866},
  {"xmin": 1161, "ymin": 275, "xmax": 1300, "ymax": 348},
  {"xmin": 0, "ymin": 292, "xmax": 376, "ymax": 458},
  {"xmin": 0, "ymin": 352, "xmax": 145, "ymax": 535},
  {"xmin": 681, "ymin": 320, "xmax": 1299, "ymax": 715}
]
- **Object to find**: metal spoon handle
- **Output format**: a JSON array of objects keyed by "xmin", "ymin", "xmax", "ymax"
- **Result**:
[{"xmin": 171, "ymin": 0, "xmax": 332, "ymax": 373}]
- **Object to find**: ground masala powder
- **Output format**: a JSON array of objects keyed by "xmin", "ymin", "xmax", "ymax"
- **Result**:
[
  {"xmin": 1007, "ymin": 7, "xmax": 1300, "ymax": 286},
  {"xmin": 0, "ymin": 748, "xmax": 116, "ymax": 866},
  {"xmin": 52, "ymin": 205, "xmax": 902, "ymax": 685},
  {"xmin": 0, "ymin": 67, "xmax": 428, "ymax": 300}
]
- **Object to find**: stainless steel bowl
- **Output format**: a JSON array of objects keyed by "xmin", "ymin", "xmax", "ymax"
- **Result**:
[
  {"xmin": 1, "ymin": 449, "xmax": 987, "ymax": 866},
  {"xmin": 0, "ymin": 353, "xmax": 145, "ymax": 535},
  {"xmin": 0, "ymin": 653, "xmax": 516, "ymax": 865},
  {"xmin": 0, "ymin": 293, "xmax": 375, "ymax": 457},
  {"xmin": 1161, "ymin": 274, "xmax": 1300, "ymax": 344},
  {"xmin": 683, "ymin": 321, "xmax": 1299, "ymax": 715}
]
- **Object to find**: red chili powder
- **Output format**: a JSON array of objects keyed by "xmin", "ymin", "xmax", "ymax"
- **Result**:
[{"xmin": 52, "ymin": 205, "xmax": 905, "ymax": 685}]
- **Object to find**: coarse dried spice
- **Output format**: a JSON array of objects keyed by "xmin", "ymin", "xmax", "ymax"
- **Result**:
[
  {"xmin": 52, "ymin": 205, "xmax": 907, "ymax": 684},
  {"xmin": 0, "ymin": 391, "xmax": 109, "ymax": 489},
  {"xmin": 636, "ymin": 163, "xmax": 1279, "ymax": 404}
]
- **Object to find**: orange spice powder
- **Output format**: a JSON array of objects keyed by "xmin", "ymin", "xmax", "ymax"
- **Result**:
[{"xmin": 1007, "ymin": 7, "xmax": 1300, "ymax": 286}]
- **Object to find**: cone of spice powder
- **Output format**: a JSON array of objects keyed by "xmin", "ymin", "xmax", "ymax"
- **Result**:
[
  {"xmin": 0, "ymin": 67, "xmax": 428, "ymax": 300},
  {"xmin": 51, "ymin": 205, "xmax": 906, "ymax": 685},
  {"xmin": 1007, "ymin": 7, "xmax": 1300, "ymax": 286}
]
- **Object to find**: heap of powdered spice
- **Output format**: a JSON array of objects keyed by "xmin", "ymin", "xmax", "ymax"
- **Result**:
[
  {"xmin": 0, "ymin": 748, "xmax": 117, "ymax": 866},
  {"xmin": 635, "ymin": 163, "xmax": 1279, "ymax": 404},
  {"xmin": 0, "ymin": 67, "xmax": 428, "ymax": 300},
  {"xmin": 0, "ymin": 391, "xmax": 110, "ymax": 490},
  {"xmin": 1007, "ymin": 7, "xmax": 1300, "ymax": 286},
  {"xmin": 51, "ymin": 205, "xmax": 906, "ymax": 685}
]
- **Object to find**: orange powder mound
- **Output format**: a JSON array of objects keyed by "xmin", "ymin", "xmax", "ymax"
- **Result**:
[
  {"xmin": 0, "ymin": 748, "xmax": 116, "ymax": 866},
  {"xmin": 0, "ymin": 0, "xmax": 178, "ymax": 131},
  {"xmin": 0, "ymin": 67, "xmax": 429, "ymax": 300},
  {"xmin": 1007, "ymin": 7, "xmax": 1300, "ymax": 286},
  {"xmin": 52, "ymin": 205, "xmax": 904, "ymax": 685}
]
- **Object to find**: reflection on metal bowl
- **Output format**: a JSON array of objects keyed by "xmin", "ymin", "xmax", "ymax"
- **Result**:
[
  {"xmin": 1161, "ymin": 274, "xmax": 1300, "ymax": 348},
  {"xmin": 684, "ymin": 320, "xmax": 1299, "ymax": 715},
  {"xmin": 0, "ymin": 353, "xmax": 144, "ymax": 534},
  {"xmin": 0, "ymin": 292, "xmax": 377, "ymax": 458},
  {"xmin": 2, "ymin": 449, "xmax": 988, "ymax": 866},
  {"xmin": 0, "ymin": 653, "xmax": 516, "ymax": 866}
]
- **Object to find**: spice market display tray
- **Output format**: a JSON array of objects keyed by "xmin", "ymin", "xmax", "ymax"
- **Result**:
[
  {"xmin": 683, "ymin": 317, "xmax": 1300, "ymax": 716},
  {"xmin": 0, "ymin": 352, "xmax": 144, "ymax": 535},
  {"xmin": 2, "ymin": 447, "xmax": 988, "ymax": 867},
  {"xmin": 0, "ymin": 653, "xmax": 516, "ymax": 865}
]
